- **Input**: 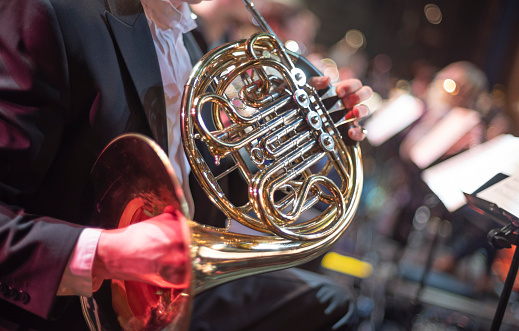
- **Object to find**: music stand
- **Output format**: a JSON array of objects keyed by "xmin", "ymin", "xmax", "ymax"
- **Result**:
[{"xmin": 465, "ymin": 173, "xmax": 519, "ymax": 331}]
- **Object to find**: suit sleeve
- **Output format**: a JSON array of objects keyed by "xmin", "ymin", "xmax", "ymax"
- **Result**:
[
  {"xmin": 0, "ymin": 0, "xmax": 85, "ymax": 318},
  {"xmin": 0, "ymin": 204, "xmax": 83, "ymax": 318}
]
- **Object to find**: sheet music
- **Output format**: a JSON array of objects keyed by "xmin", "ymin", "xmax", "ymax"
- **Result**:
[
  {"xmin": 365, "ymin": 94, "xmax": 424, "ymax": 147},
  {"xmin": 422, "ymin": 134, "xmax": 519, "ymax": 211},
  {"xmin": 477, "ymin": 171, "xmax": 519, "ymax": 219},
  {"xmin": 409, "ymin": 107, "xmax": 481, "ymax": 169}
]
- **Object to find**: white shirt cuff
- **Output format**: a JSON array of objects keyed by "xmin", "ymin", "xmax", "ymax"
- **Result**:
[{"xmin": 57, "ymin": 228, "xmax": 103, "ymax": 297}]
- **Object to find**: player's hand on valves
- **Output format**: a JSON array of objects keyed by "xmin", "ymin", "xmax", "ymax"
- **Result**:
[{"xmin": 309, "ymin": 76, "xmax": 372, "ymax": 141}]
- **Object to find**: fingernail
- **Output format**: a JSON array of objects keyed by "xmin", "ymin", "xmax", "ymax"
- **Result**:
[{"xmin": 349, "ymin": 128, "xmax": 359, "ymax": 140}]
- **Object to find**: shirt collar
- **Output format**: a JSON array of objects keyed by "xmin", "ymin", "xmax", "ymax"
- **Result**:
[{"xmin": 141, "ymin": 0, "xmax": 197, "ymax": 32}]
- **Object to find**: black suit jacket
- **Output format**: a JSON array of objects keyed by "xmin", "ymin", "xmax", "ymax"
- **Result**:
[{"xmin": 0, "ymin": 0, "xmax": 194, "ymax": 325}]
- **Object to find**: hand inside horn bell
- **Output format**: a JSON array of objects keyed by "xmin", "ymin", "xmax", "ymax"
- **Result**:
[{"xmin": 93, "ymin": 205, "xmax": 190, "ymax": 289}]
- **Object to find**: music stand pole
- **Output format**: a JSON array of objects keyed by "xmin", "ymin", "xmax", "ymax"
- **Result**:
[{"xmin": 490, "ymin": 227, "xmax": 519, "ymax": 331}]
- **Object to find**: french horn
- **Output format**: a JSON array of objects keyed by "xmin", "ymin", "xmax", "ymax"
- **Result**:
[{"xmin": 81, "ymin": 1, "xmax": 363, "ymax": 330}]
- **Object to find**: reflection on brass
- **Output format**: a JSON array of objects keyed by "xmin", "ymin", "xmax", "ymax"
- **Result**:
[
  {"xmin": 182, "ymin": 31, "xmax": 363, "ymax": 295},
  {"xmin": 81, "ymin": 134, "xmax": 193, "ymax": 331}
]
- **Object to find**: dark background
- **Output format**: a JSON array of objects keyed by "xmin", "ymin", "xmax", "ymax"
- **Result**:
[{"xmin": 305, "ymin": 0, "xmax": 519, "ymax": 88}]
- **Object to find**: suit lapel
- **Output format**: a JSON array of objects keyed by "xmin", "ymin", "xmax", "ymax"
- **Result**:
[{"xmin": 104, "ymin": 0, "xmax": 168, "ymax": 152}]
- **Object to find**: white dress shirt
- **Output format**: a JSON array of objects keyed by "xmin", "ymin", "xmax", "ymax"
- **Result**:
[{"xmin": 57, "ymin": 0, "xmax": 197, "ymax": 296}]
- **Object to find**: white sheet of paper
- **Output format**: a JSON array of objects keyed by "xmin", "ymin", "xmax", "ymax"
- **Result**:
[
  {"xmin": 422, "ymin": 134, "xmax": 519, "ymax": 211},
  {"xmin": 365, "ymin": 94, "xmax": 424, "ymax": 147},
  {"xmin": 477, "ymin": 171, "xmax": 519, "ymax": 219},
  {"xmin": 409, "ymin": 107, "xmax": 481, "ymax": 169}
]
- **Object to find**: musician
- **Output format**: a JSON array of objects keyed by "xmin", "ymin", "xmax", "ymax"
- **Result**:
[{"xmin": 0, "ymin": 0, "xmax": 372, "ymax": 330}]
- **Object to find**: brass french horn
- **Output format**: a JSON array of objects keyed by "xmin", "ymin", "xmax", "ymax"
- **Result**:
[{"xmin": 81, "ymin": 1, "xmax": 363, "ymax": 330}]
